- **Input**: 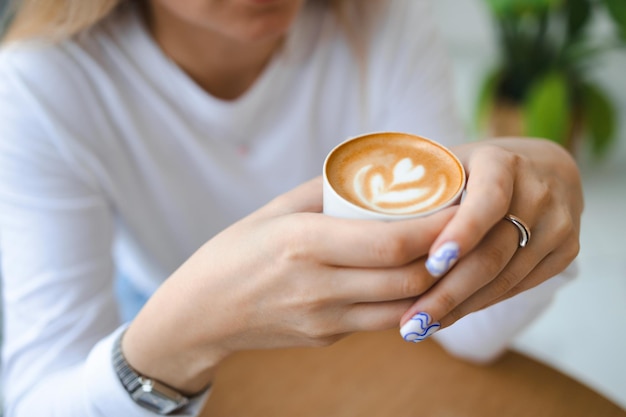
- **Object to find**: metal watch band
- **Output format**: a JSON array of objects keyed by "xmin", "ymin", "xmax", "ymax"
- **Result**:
[
  {"xmin": 112, "ymin": 336, "xmax": 137, "ymax": 387},
  {"xmin": 112, "ymin": 331, "xmax": 190, "ymax": 414}
]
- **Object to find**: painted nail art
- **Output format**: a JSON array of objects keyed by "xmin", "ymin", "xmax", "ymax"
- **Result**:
[
  {"xmin": 400, "ymin": 312, "xmax": 441, "ymax": 343},
  {"xmin": 425, "ymin": 241, "xmax": 460, "ymax": 278}
]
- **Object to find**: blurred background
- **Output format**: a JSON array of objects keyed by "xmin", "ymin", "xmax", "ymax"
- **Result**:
[
  {"xmin": 0, "ymin": 0, "xmax": 624, "ymax": 411},
  {"xmin": 432, "ymin": 0, "xmax": 626, "ymax": 409}
]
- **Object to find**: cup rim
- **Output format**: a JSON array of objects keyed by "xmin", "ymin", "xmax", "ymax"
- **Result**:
[{"xmin": 323, "ymin": 131, "xmax": 466, "ymax": 219}]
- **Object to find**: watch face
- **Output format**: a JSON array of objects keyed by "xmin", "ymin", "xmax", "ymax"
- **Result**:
[{"xmin": 133, "ymin": 389, "xmax": 180, "ymax": 414}]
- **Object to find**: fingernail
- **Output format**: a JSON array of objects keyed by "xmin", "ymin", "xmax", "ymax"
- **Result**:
[
  {"xmin": 425, "ymin": 241, "xmax": 460, "ymax": 278},
  {"xmin": 400, "ymin": 312, "xmax": 441, "ymax": 343}
]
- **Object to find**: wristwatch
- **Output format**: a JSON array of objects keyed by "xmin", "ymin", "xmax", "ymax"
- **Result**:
[{"xmin": 112, "ymin": 332, "xmax": 190, "ymax": 415}]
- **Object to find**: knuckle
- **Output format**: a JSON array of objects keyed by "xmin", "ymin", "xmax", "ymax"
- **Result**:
[
  {"xmin": 281, "ymin": 281, "xmax": 329, "ymax": 318},
  {"xmin": 307, "ymin": 334, "xmax": 341, "ymax": 348},
  {"xmin": 370, "ymin": 233, "xmax": 412, "ymax": 265},
  {"xmin": 490, "ymin": 178, "xmax": 512, "ymax": 205},
  {"xmin": 478, "ymin": 144, "xmax": 504, "ymax": 159},
  {"xmin": 431, "ymin": 291, "xmax": 459, "ymax": 314},
  {"xmin": 504, "ymin": 148, "xmax": 525, "ymax": 171},
  {"xmin": 292, "ymin": 283, "xmax": 332, "ymax": 316},
  {"xmin": 280, "ymin": 244, "xmax": 306, "ymax": 264},
  {"xmin": 486, "ymin": 145, "xmax": 522, "ymax": 170},
  {"xmin": 568, "ymin": 239, "xmax": 581, "ymax": 260},
  {"xmin": 299, "ymin": 319, "xmax": 336, "ymax": 344},
  {"xmin": 523, "ymin": 178, "xmax": 552, "ymax": 212},
  {"xmin": 398, "ymin": 272, "xmax": 430, "ymax": 298},
  {"xmin": 550, "ymin": 212, "xmax": 577, "ymax": 246},
  {"xmin": 292, "ymin": 295, "xmax": 344, "ymax": 344},
  {"xmin": 512, "ymin": 151, "xmax": 529, "ymax": 170},
  {"xmin": 478, "ymin": 245, "xmax": 509, "ymax": 273},
  {"xmin": 535, "ymin": 181, "xmax": 552, "ymax": 207},
  {"xmin": 323, "ymin": 334, "xmax": 344, "ymax": 346},
  {"xmin": 490, "ymin": 269, "xmax": 520, "ymax": 295},
  {"xmin": 278, "ymin": 228, "xmax": 313, "ymax": 264},
  {"xmin": 560, "ymin": 238, "xmax": 580, "ymax": 264}
]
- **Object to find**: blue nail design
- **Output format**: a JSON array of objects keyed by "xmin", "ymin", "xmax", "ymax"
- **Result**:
[
  {"xmin": 400, "ymin": 312, "xmax": 441, "ymax": 343},
  {"xmin": 425, "ymin": 241, "xmax": 460, "ymax": 278}
]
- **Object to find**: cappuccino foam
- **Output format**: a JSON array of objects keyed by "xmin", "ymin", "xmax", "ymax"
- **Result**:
[{"xmin": 325, "ymin": 133, "xmax": 464, "ymax": 215}]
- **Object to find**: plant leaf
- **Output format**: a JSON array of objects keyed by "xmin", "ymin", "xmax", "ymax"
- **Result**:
[
  {"xmin": 581, "ymin": 82, "xmax": 616, "ymax": 157},
  {"xmin": 566, "ymin": 0, "xmax": 592, "ymax": 39},
  {"xmin": 483, "ymin": 0, "xmax": 508, "ymax": 16},
  {"xmin": 603, "ymin": 0, "xmax": 626, "ymax": 39},
  {"xmin": 483, "ymin": 0, "xmax": 562, "ymax": 16},
  {"xmin": 523, "ymin": 71, "xmax": 570, "ymax": 145}
]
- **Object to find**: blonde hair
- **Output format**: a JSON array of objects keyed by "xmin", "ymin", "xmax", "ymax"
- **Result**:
[
  {"xmin": 1, "ymin": 0, "xmax": 375, "ymax": 44},
  {"xmin": 2, "ymin": 0, "xmax": 120, "ymax": 42}
]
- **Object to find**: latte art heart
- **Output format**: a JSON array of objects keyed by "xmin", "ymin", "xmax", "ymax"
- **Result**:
[
  {"xmin": 354, "ymin": 158, "xmax": 447, "ymax": 214},
  {"xmin": 324, "ymin": 132, "xmax": 465, "ymax": 218}
]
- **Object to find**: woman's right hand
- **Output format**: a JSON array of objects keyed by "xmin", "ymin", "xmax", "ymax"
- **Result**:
[{"xmin": 122, "ymin": 177, "xmax": 456, "ymax": 394}]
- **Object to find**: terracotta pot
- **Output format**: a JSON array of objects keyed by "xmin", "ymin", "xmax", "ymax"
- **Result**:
[
  {"xmin": 484, "ymin": 98, "xmax": 582, "ymax": 156},
  {"xmin": 486, "ymin": 99, "xmax": 526, "ymax": 138}
]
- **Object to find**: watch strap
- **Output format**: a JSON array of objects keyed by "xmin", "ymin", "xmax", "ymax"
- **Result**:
[
  {"xmin": 112, "ymin": 331, "xmax": 190, "ymax": 414},
  {"xmin": 112, "ymin": 336, "xmax": 143, "ymax": 392}
]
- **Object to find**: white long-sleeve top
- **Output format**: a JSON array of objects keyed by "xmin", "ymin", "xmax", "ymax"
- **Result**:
[{"xmin": 0, "ymin": 1, "xmax": 572, "ymax": 416}]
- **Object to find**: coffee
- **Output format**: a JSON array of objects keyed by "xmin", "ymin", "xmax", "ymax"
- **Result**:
[{"xmin": 324, "ymin": 132, "xmax": 465, "ymax": 220}]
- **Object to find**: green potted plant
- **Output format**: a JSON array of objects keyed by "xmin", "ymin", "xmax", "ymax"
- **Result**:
[{"xmin": 475, "ymin": 0, "xmax": 626, "ymax": 158}]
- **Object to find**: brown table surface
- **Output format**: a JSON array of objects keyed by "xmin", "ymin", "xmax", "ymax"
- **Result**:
[{"xmin": 200, "ymin": 329, "xmax": 625, "ymax": 417}]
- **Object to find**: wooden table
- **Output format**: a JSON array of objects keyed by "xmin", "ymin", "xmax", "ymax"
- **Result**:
[{"xmin": 200, "ymin": 329, "xmax": 625, "ymax": 417}]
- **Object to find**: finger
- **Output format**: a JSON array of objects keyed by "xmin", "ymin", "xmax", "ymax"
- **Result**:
[
  {"xmin": 478, "ymin": 204, "xmax": 580, "ymax": 310},
  {"xmin": 424, "ymin": 146, "xmax": 516, "ymax": 278},
  {"xmin": 436, "ymin": 241, "xmax": 545, "ymax": 328},
  {"xmin": 399, "ymin": 219, "xmax": 518, "ymax": 330},
  {"xmin": 320, "ymin": 259, "xmax": 435, "ymax": 304},
  {"xmin": 434, "ymin": 201, "xmax": 580, "ymax": 328},
  {"xmin": 480, "ymin": 239, "xmax": 580, "ymax": 311},
  {"xmin": 339, "ymin": 298, "xmax": 417, "ymax": 333},
  {"xmin": 438, "ymin": 251, "xmax": 569, "ymax": 329},
  {"xmin": 288, "ymin": 299, "xmax": 415, "ymax": 343},
  {"xmin": 306, "ymin": 206, "xmax": 458, "ymax": 268}
]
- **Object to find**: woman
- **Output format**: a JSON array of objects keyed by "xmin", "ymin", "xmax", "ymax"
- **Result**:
[{"xmin": 0, "ymin": 0, "xmax": 582, "ymax": 415}]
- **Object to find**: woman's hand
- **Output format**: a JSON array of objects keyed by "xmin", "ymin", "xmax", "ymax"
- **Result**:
[
  {"xmin": 122, "ymin": 177, "xmax": 457, "ymax": 394},
  {"xmin": 400, "ymin": 137, "xmax": 583, "ymax": 340}
]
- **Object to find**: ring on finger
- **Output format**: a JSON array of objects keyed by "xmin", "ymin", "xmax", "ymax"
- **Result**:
[{"xmin": 504, "ymin": 214, "xmax": 531, "ymax": 248}]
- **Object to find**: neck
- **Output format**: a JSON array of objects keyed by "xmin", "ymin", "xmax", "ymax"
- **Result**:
[{"xmin": 144, "ymin": 2, "xmax": 283, "ymax": 100}]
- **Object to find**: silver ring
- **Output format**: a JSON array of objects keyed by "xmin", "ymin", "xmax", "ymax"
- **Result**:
[{"xmin": 504, "ymin": 214, "xmax": 531, "ymax": 248}]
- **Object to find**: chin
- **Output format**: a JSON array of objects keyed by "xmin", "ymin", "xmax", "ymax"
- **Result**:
[
  {"xmin": 227, "ymin": 0, "xmax": 303, "ymax": 42},
  {"xmin": 233, "ymin": 22, "xmax": 291, "ymax": 43}
]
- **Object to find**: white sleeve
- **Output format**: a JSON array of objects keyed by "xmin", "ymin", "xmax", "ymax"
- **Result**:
[
  {"xmin": 366, "ymin": 0, "xmax": 466, "ymax": 147},
  {"xmin": 0, "ymin": 54, "xmax": 208, "ymax": 417}
]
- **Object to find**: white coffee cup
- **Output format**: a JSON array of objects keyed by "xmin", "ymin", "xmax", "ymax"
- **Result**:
[{"xmin": 323, "ymin": 132, "xmax": 466, "ymax": 220}]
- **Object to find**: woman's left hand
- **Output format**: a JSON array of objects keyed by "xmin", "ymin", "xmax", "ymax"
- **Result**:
[{"xmin": 400, "ymin": 137, "xmax": 583, "ymax": 335}]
